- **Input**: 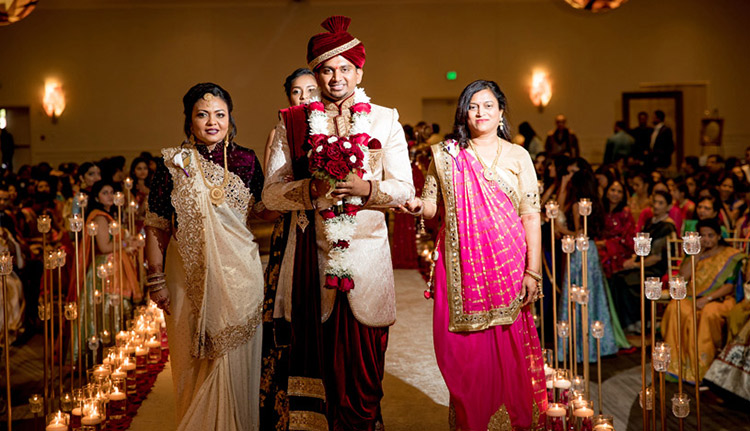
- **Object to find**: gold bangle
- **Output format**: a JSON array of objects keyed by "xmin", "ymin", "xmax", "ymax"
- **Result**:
[{"xmin": 525, "ymin": 269, "xmax": 542, "ymax": 281}]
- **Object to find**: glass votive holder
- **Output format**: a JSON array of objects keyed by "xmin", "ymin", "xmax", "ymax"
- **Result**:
[
  {"xmin": 76, "ymin": 192, "xmax": 89, "ymax": 209},
  {"xmin": 108, "ymin": 379, "xmax": 127, "ymax": 421},
  {"xmin": 591, "ymin": 321, "xmax": 604, "ymax": 339},
  {"xmin": 92, "ymin": 364, "xmax": 111, "ymax": 381},
  {"xmin": 37, "ymin": 214, "xmax": 52, "ymax": 234},
  {"xmin": 546, "ymin": 200, "xmax": 560, "ymax": 220},
  {"xmin": 653, "ymin": 342, "xmax": 671, "ymax": 373},
  {"xmin": 669, "ymin": 276, "xmax": 687, "ymax": 300},
  {"xmin": 45, "ymin": 250, "xmax": 56, "ymax": 270},
  {"xmin": 554, "ymin": 370, "xmax": 571, "ymax": 405},
  {"xmin": 113, "ymin": 192, "xmax": 125, "ymax": 207},
  {"xmin": 56, "ymin": 248, "xmax": 66, "ymax": 267},
  {"xmin": 672, "ymin": 392, "xmax": 690, "ymax": 418},
  {"xmin": 575, "ymin": 234, "xmax": 589, "ymax": 252},
  {"xmin": 634, "ymin": 232, "xmax": 652, "ymax": 256},
  {"xmin": 115, "ymin": 331, "xmax": 129, "ymax": 347},
  {"xmin": 64, "ymin": 302, "xmax": 78, "ymax": 321},
  {"xmin": 29, "ymin": 394, "xmax": 43, "ymax": 414},
  {"xmin": 123, "ymin": 177, "xmax": 133, "ymax": 191},
  {"xmin": 121, "ymin": 357, "xmax": 137, "ymax": 398},
  {"xmin": 639, "ymin": 386, "xmax": 654, "ymax": 410},
  {"xmin": 570, "ymin": 285, "xmax": 581, "ymax": 303},
  {"xmin": 46, "ymin": 411, "xmax": 70, "ymax": 431},
  {"xmin": 572, "ymin": 399, "xmax": 594, "ymax": 431},
  {"xmin": 682, "ymin": 232, "xmax": 701, "ymax": 255},
  {"xmin": 593, "ymin": 414, "xmax": 615, "ymax": 431},
  {"xmin": 38, "ymin": 304, "xmax": 51, "ymax": 321},
  {"xmin": 80, "ymin": 402, "xmax": 104, "ymax": 431},
  {"xmin": 558, "ymin": 321, "xmax": 570, "ymax": 338},
  {"xmin": 135, "ymin": 344, "xmax": 148, "ymax": 369},
  {"xmin": 70, "ymin": 214, "xmax": 84, "ymax": 233},
  {"xmin": 574, "ymin": 286, "xmax": 589, "ymax": 305},
  {"xmin": 60, "ymin": 392, "xmax": 74, "ymax": 412},
  {"xmin": 578, "ymin": 198, "xmax": 592, "ymax": 216},
  {"xmin": 146, "ymin": 336, "xmax": 162, "ymax": 365},
  {"xmin": 100, "ymin": 329, "xmax": 111, "ymax": 345},
  {"xmin": 86, "ymin": 221, "xmax": 98, "ymax": 236},
  {"xmin": 562, "ymin": 235, "xmax": 576, "ymax": 254},
  {"xmin": 546, "ymin": 402, "xmax": 568, "ymax": 431},
  {"xmin": 645, "ymin": 277, "xmax": 662, "ymax": 301},
  {"xmin": 93, "ymin": 290, "xmax": 102, "ymax": 305}
]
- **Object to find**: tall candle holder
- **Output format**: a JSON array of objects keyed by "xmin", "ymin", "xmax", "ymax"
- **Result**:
[
  {"xmin": 38, "ymin": 214, "xmax": 52, "ymax": 414},
  {"xmin": 64, "ymin": 301, "xmax": 77, "ymax": 394},
  {"xmin": 653, "ymin": 342, "xmax": 671, "ymax": 431},
  {"xmin": 135, "ymin": 233, "xmax": 146, "ymax": 300},
  {"xmin": 575, "ymin": 232, "xmax": 590, "ymax": 397},
  {"xmin": 558, "ymin": 321, "xmax": 570, "ymax": 379},
  {"xmin": 670, "ymin": 275, "xmax": 688, "ymax": 431},
  {"xmin": 645, "ymin": 276, "xmax": 661, "ymax": 431},
  {"xmin": 633, "ymin": 232, "xmax": 651, "ymax": 431},
  {"xmin": 70, "ymin": 213, "xmax": 84, "ymax": 387},
  {"xmin": 45, "ymin": 249, "xmax": 59, "ymax": 407},
  {"xmin": 561, "ymin": 235, "xmax": 575, "ymax": 378},
  {"xmin": 591, "ymin": 320, "xmax": 604, "ymax": 415},
  {"xmin": 0, "ymin": 251, "xmax": 13, "ymax": 430},
  {"xmin": 55, "ymin": 248, "xmax": 66, "ymax": 397},
  {"xmin": 682, "ymin": 231, "xmax": 701, "ymax": 431},
  {"xmin": 97, "ymin": 263, "xmax": 111, "ymax": 346},
  {"xmin": 124, "ymin": 177, "xmax": 134, "ymax": 234},
  {"xmin": 545, "ymin": 201, "xmax": 560, "ymax": 368},
  {"xmin": 86, "ymin": 221, "xmax": 98, "ymax": 370},
  {"xmin": 113, "ymin": 192, "xmax": 125, "ymax": 331},
  {"xmin": 569, "ymin": 284, "xmax": 580, "ymax": 378}
]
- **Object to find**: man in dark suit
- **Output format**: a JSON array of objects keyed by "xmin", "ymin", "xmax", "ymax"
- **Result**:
[
  {"xmin": 628, "ymin": 111, "xmax": 653, "ymax": 163},
  {"xmin": 650, "ymin": 110, "xmax": 674, "ymax": 168}
]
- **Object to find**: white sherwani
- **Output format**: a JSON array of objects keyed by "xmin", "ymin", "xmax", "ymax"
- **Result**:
[{"xmin": 262, "ymin": 95, "xmax": 415, "ymax": 327}]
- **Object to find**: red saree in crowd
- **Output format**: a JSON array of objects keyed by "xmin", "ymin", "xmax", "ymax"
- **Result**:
[
  {"xmin": 598, "ymin": 207, "xmax": 635, "ymax": 278},
  {"xmin": 429, "ymin": 143, "xmax": 546, "ymax": 431}
]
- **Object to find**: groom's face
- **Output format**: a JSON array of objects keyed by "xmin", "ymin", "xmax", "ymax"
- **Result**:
[{"xmin": 315, "ymin": 55, "xmax": 363, "ymax": 101}]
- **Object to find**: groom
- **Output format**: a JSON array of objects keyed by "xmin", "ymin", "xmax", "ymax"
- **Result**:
[{"xmin": 262, "ymin": 15, "xmax": 414, "ymax": 431}]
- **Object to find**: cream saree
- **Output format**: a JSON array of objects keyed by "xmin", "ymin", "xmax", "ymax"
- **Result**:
[{"xmin": 161, "ymin": 146, "xmax": 264, "ymax": 431}]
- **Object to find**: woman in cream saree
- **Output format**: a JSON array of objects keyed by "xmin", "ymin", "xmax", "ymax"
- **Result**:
[{"xmin": 145, "ymin": 83, "xmax": 268, "ymax": 430}]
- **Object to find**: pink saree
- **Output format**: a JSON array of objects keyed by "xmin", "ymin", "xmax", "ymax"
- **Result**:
[{"xmin": 431, "ymin": 145, "xmax": 546, "ymax": 430}]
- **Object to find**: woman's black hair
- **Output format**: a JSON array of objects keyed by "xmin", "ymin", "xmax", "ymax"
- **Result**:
[
  {"xmin": 450, "ymin": 80, "xmax": 511, "ymax": 149},
  {"xmin": 652, "ymin": 189, "xmax": 673, "ymax": 206},
  {"xmin": 602, "ymin": 180, "xmax": 628, "ymax": 214},
  {"xmin": 77, "ymin": 162, "xmax": 97, "ymax": 183},
  {"xmin": 696, "ymin": 217, "xmax": 727, "ymax": 246},
  {"xmin": 697, "ymin": 194, "xmax": 721, "ymax": 219},
  {"xmin": 129, "ymin": 156, "xmax": 152, "ymax": 187},
  {"xmin": 182, "ymin": 82, "xmax": 237, "ymax": 143},
  {"xmin": 89, "ymin": 180, "xmax": 117, "ymax": 216},
  {"xmin": 566, "ymin": 165, "xmax": 605, "ymax": 238},
  {"xmin": 283, "ymin": 68, "xmax": 314, "ymax": 98}
]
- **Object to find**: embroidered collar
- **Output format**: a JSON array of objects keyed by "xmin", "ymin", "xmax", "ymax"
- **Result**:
[{"xmin": 324, "ymin": 92, "xmax": 356, "ymax": 116}]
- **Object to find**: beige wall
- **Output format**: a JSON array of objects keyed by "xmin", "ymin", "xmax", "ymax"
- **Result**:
[{"xmin": 0, "ymin": 0, "xmax": 748, "ymax": 167}]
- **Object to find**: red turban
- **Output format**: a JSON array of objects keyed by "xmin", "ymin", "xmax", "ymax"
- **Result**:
[{"xmin": 307, "ymin": 16, "xmax": 366, "ymax": 71}]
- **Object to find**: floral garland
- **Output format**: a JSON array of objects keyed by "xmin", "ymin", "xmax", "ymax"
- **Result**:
[{"xmin": 306, "ymin": 87, "xmax": 377, "ymax": 292}]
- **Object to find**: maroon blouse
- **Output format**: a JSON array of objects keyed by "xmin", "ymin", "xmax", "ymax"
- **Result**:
[{"xmin": 148, "ymin": 142, "xmax": 264, "ymax": 224}]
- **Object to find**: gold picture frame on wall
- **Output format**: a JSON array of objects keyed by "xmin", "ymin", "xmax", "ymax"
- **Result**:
[{"xmin": 700, "ymin": 118, "xmax": 723, "ymax": 147}]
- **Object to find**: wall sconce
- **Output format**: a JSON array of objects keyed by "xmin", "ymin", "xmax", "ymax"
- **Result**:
[
  {"xmin": 43, "ymin": 79, "xmax": 66, "ymax": 121},
  {"xmin": 0, "ymin": 109, "xmax": 6, "ymax": 130},
  {"xmin": 529, "ymin": 70, "xmax": 552, "ymax": 112}
]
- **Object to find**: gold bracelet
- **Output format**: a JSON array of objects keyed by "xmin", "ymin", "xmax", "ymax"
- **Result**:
[
  {"xmin": 148, "ymin": 283, "xmax": 167, "ymax": 294},
  {"xmin": 524, "ymin": 269, "xmax": 542, "ymax": 281}
]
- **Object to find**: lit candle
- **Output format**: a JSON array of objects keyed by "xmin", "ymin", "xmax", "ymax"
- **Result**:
[
  {"xmin": 578, "ymin": 198, "xmax": 592, "ymax": 216},
  {"xmin": 573, "ymin": 405, "xmax": 594, "ymax": 418},
  {"xmin": 553, "ymin": 378, "xmax": 571, "ymax": 389},
  {"xmin": 123, "ymin": 177, "xmax": 133, "ymax": 190},
  {"xmin": 81, "ymin": 414, "xmax": 102, "ymax": 426},
  {"xmin": 109, "ymin": 387, "xmax": 126, "ymax": 402},
  {"xmin": 561, "ymin": 235, "xmax": 575, "ymax": 254},
  {"xmin": 114, "ymin": 191, "xmax": 125, "ymax": 207},
  {"xmin": 547, "ymin": 403, "xmax": 567, "ymax": 417},
  {"xmin": 87, "ymin": 221, "xmax": 98, "ymax": 236},
  {"xmin": 111, "ymin": 367, "xmax": 127, "ymax": 380}
]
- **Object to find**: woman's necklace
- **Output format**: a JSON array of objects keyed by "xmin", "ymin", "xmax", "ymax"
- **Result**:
[
  {"xmin": 196, "ymin": 142, "xmax": 229, "ymax": 206},
  {"xmin": 468, "ymin": 137, "xmax": 502, "ymax": 182}
]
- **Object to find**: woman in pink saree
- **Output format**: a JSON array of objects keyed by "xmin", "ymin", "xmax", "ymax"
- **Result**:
[{"xmin": 403, "ymin": 80, "xmax": 547, "ymax": 430}]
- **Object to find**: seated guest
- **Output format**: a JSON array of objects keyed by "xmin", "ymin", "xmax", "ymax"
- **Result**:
[
  {"xmin": 718, "ymin": 176, "xmax": 744, "ymax": 227},
  {"xmin": 611, "ymin": 190, "xmax": 676, "ymax": 333},
  {"xmin": 671, "ymin": 181, "xmax": 695, "ymax": 227},
  {"xmin": 704, "ymin": 295, "xmax": 750, "ymax": 401},
  {"xmin": 636, "ymin": 182, "xmax": 684, "ymax": 233},
  {"xmin": 596, "ymin": 180, "xmax": 635, "ymax": 278},
  {"xmin": 558, "ymin": 167, "xmax": 630, "ymax": 361},
  {"xmin": 661, "ymin": 218, "xmax": 745, "ymax": 383},
  {"xmin": 684, "ymin": 194, "xmax": 730, "ymax": 237},
  {"xmin": 628, "ymin": 172, "xmax": 651, "ymax": 224}
]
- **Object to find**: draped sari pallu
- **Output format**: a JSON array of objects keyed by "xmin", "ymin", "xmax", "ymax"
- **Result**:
[
  {"xmin": 432, "ymin": 146, "xmax": 546, "ymax": 431},
  {"xmin": 161, "ymin": 145, "xmax": 264, "ymax": 431},
  {"xmin": 663, "ymin": 246, "xmax": 744, "ymax": 383}
]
